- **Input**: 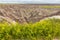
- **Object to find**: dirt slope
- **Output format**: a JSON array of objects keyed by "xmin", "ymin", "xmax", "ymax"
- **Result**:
[{"xmin": 0, "ymin": 4, "xmax": 60, "ymax": 23}]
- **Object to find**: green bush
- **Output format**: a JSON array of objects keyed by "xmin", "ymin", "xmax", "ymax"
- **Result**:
[{"xmin": 0, "ymin": 18, "xmax": 60, "ymax": 40}]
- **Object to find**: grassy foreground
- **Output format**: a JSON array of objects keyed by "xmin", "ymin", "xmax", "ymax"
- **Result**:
[{"xmin": 0, "ymin": 18, "xmax": 60, "ymax": 40}]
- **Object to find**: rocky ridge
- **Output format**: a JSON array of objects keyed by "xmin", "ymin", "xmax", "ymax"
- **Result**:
[{"xmin": 0, "ymin": 4, "xmax": 60, "ymax": 23}]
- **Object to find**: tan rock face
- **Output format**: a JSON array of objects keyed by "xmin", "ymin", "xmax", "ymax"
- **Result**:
[{"xmin": 0, "ymin": 4, "xmax": 60, "ymax": 23}]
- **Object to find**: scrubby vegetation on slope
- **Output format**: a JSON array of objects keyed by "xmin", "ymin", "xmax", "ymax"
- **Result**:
[{"xmin": 0, "ymin": 18, "xmax": 60, "ymax": 40}]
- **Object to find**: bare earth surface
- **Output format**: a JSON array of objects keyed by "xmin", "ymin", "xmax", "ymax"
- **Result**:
[{"xmin": 0, "ymin": 4, "xmax": 60, "ymax": 23}]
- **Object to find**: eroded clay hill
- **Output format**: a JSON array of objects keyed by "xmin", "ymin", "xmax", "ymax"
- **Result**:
[{"xmin": 0, "ymin": 4, "xmax": 60, "ymax": 23}]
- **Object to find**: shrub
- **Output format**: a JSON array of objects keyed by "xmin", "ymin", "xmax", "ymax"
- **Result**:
[{"xmin": 0, "ymin": 18, "xmax": 60, "ymax": 40}]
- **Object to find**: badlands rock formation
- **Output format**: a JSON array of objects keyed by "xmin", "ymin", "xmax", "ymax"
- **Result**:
[{"xmin": 0, "ymin": 4, "xmax": 60, "ymax": 23}]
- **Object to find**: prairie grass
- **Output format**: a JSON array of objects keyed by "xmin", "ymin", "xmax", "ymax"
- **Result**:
[
  {"xmin": 40, "ymin": 6, "xmax": 60, "ymax": 8},
  {"xmin": 0, "ymin": 18, "xmax": 60, "ymax": 40}
]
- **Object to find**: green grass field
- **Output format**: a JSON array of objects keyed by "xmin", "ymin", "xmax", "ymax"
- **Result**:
[{"xmin": 0, "ymin": 18, "xmax": 60, "ymax": 40}]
